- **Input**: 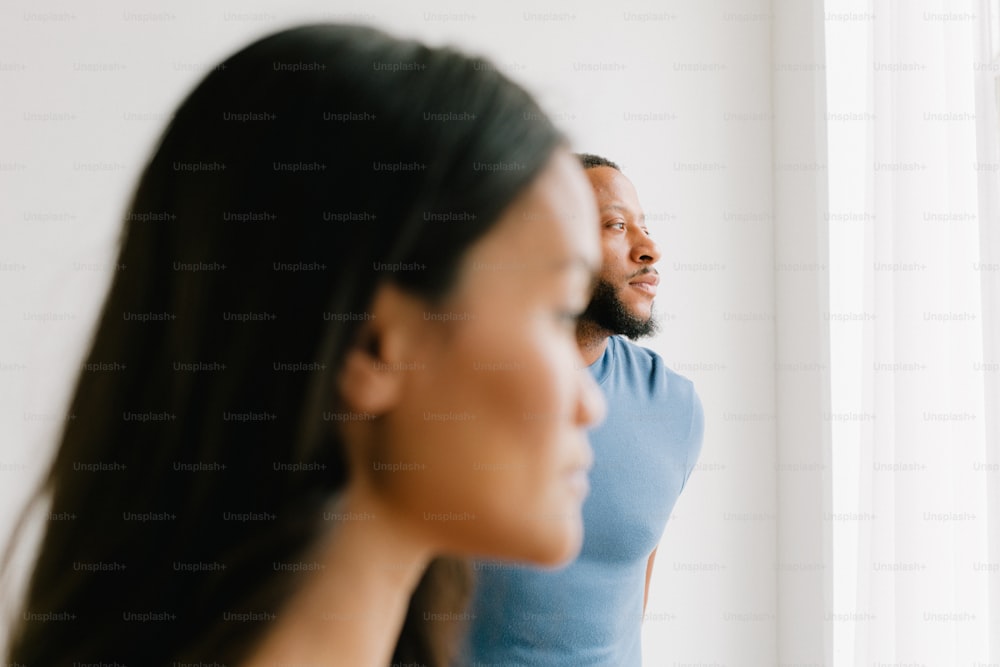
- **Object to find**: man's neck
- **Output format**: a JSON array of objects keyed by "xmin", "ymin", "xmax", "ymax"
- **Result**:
[{"xmin": 576, "ymin": 321, "xmax": 611, "ymax": 366}]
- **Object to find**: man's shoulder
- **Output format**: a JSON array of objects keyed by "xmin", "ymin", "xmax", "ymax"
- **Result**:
[
  {"xmin": 605, "ymin": 337, "xmax": 704, "ymax": 461},
  {"xmin": 609, "ymin": 336, "xmax": 698, "ymax": 403}
]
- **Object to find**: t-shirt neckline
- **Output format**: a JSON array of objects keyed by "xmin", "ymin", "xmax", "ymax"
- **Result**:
[{"xmin": 587, "ymin": 335, "xmax": 617, "ymax": 386}]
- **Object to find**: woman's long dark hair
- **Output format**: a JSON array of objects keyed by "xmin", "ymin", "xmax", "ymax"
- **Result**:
[{"xmin": 2, "ymin": 24, "xmax": 561, "ymax": 667}]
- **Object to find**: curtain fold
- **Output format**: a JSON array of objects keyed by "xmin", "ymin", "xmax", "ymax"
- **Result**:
[{"xmin": 825, "ymin": 0, "xmax": 999, "ymax": 663}]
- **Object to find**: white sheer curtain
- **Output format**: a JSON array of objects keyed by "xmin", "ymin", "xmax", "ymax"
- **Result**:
[{"xmin": 826, "ymin": 0, "xmax": 1000, "ymax": 664}]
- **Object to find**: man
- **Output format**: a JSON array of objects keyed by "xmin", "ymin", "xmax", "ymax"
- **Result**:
[{"xmin": 461, "ymin": 154, "xmax": 705, "ymax": 666}]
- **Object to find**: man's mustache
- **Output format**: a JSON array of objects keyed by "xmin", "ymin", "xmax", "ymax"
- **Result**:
[{"xmin": 627, "ymin": 268, "xmax": 659, "ymax": 280}]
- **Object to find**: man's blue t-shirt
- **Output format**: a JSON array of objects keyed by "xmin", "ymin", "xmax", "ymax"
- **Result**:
[{"xmin": 461, "ymin": 335, "xmax": 704, "ymax": 666}]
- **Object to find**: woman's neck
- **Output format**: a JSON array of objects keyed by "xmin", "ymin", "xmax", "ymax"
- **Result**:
[{"xmin": 242, "ymin": 490, "xmax": 432, "ymax": 667}]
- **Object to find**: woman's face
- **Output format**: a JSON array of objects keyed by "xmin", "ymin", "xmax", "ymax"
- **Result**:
[{"xmin": 351, "ymin": 148, "xmax": 605, "ymax": 566}]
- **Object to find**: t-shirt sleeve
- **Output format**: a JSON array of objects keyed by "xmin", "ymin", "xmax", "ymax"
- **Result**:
[{"xmin": 678, "ymin": 389, "xmax": 704, "ymax": 493}]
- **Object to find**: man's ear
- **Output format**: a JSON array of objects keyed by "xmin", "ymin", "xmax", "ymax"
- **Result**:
[{"xmin": 337, "ymin": 283, "xmax": 421, "ymax": 415}]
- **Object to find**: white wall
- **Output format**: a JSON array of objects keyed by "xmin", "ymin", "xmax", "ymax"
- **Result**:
[{"xmin": 0, "ymin": 0, "xmax": 779, "ymax": 664}]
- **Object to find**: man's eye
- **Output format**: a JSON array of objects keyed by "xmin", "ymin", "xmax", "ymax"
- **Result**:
[{"xmin": 607, "ymin": 221, "xmax": 626, "ymax": 231}]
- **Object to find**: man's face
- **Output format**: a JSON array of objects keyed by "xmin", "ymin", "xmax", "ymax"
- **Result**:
[{"xmin": 580, "ymin": 166, "xmax": 661, "ymax": 340}]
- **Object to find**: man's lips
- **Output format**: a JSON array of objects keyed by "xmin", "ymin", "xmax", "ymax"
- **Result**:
[{"xmin": 628, "ymin": 272, "xmax": 659, "ymax": 295}]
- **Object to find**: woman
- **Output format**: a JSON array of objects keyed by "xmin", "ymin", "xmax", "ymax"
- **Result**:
[{"xmin": 1, "ymin": 24, "xmax": 604, "ymax": 667}]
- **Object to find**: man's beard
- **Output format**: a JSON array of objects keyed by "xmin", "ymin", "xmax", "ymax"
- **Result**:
[{"xmin": 580, "ymin": 278, "xmax": 658, "ymax": 340}]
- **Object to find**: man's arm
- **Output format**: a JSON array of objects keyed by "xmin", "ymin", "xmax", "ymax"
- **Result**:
[{"xmin": 643, "ymin": 547, "xmax": 657, "ymax": 615}]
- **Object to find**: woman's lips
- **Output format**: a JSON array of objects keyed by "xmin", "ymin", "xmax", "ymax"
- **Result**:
[
  {"xmin": 565, "ymin": 450, "xmax": 593, "ymax": 497},
  {"xmin": 566, "ymin": 468, "xmax": 590, "ymax": 497}
]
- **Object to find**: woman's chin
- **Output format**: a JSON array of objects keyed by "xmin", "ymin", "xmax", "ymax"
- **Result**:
[
  {"xmin": 518, "ymin": 515, "xmax": 585, "ymax": 568},
  {"xmin": 449, "ymin": 506, "xmax": 585, "ymax": 566}
]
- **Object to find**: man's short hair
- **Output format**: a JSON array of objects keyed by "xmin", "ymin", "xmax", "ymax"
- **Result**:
[{"xmin": 575, "ymin": 153, "xmax": 620, "ymax": 171}]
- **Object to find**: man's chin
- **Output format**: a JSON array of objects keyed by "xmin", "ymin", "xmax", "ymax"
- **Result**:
[
  {"xmin": 620, "ymin": 304, "xmax": 658, "ymax": 340},
  {"xmin": 628, "ymin": 305, "xmax": 653, "ymax": 321},
  {"xmin": 621, "ymin": 301, "xmax": 653, "ymax": 324},
  {"xmin": 581, "ymin": 278, "xmax": 659, "ymax": 340}
]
